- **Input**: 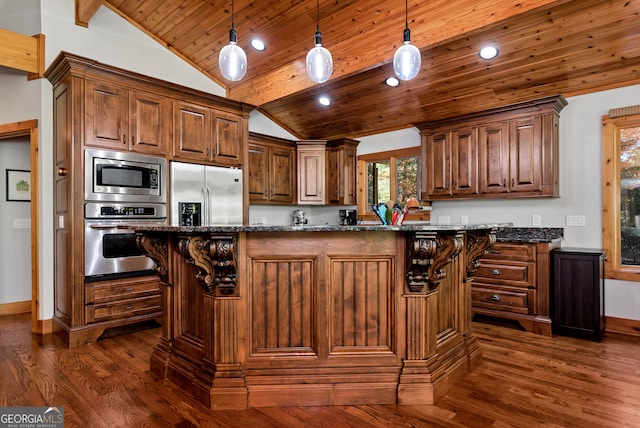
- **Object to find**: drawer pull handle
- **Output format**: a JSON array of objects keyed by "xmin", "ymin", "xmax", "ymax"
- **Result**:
[
  {"xmin": 491, "ymin": 268, "xmax": 501, "ymax": 275},
  {"xmin": 491, "ymin": 294, "xmax": 501, "ymax": 302},
  {"xmin": 124, "ymin": 305, "xmax": 135, "ymax": 310},
  {"xmin": 123, "ymin": 287, "xmax": 135, "ymax": 292}
]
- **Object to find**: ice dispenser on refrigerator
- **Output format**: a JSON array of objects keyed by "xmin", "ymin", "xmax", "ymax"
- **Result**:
[{"xmin": 170, "ymin": 161, "xmax": 243, "ymax": 226}]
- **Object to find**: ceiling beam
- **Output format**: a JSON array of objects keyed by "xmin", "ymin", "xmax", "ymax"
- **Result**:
[
  {"xmin": 227, "ymin": 0, "xmax": 569, "ymax": 107},
  {"xmin": 75, "ymin": 0, "xmax": 104, "ymax": 27},
  {"xmin": 0, "ymin": 29, "xmax": 45, "ymax": 79}
]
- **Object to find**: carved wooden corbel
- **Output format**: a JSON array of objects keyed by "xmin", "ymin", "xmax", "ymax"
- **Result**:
[
  {"xmin": 136, "ymin": 232, "xmax": 168, "ymax": 283},
  {"xmin": 405, "ymin": 231, "xmax": 464, "ymax": 293},
  {"xmin": 464, "ymin": 229, "xmax": 497, "ymax": 279},
  {"xmin": 177, "ymin": 234, "xmax": 238, "ymax": 296}
]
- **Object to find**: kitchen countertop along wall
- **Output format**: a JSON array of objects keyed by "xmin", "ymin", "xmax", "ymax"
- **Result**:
[{"xmin": 496, "ymin": 227, "xmax": 564, "ymax": 243}]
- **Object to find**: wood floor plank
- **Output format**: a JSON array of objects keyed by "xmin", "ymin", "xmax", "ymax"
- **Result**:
[{"xmin": 2, "ymin": 313, "xmax": 640, "ymax": 427}]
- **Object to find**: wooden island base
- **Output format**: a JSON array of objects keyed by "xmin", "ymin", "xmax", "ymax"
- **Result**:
[{"xmin": 135, "ymin": 225, "xmax": 498, "ymax": 409}]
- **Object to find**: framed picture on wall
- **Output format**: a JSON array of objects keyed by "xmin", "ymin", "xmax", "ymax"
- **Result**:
[{"xmin": 6, "ymin": 169, "xmax": 31, "ymax": 202}]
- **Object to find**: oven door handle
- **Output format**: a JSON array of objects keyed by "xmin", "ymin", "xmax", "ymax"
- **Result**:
[{"xmin": 88, "ymin": 223, "xmax": 129, "ymax": 230}]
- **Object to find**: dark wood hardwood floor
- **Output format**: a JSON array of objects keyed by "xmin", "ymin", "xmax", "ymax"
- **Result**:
[{"xmin": 1, "ymin": 313, "xmax": 639, "ymax": 427}]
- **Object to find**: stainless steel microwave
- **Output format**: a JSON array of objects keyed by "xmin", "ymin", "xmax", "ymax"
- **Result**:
[{"xmin": 84, "ymin": 148, "xmax": 167, "ymax": 203}]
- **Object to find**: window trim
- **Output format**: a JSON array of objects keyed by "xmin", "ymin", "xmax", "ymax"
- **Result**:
[
  {"xmin": 602, "ymin": 111, "xmax": 640, "ymax": 281},
  {"xmin": 357, "ymin": 146, "xmax": 430, "ymax": 222}
]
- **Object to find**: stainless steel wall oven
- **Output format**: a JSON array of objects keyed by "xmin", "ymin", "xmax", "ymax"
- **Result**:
[{"xmin": 84, "ymin": 202, "xmax": 166, "ymax": 282}]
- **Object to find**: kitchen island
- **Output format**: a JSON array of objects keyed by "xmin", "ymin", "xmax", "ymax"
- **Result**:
[{"xmin": 130, "ymin": 223, "xmax": 506, "ymax": 409}]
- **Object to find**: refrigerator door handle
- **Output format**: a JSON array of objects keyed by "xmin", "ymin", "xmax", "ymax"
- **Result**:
[{"xmin": 205, "ymin": 186, "xmax": 211, "ymax": 225}]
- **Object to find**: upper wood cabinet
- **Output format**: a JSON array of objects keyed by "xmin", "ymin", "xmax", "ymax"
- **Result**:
[
  {"xmin": 297, "ymin": 138, "xmax": 360, "ymax": 205},
  {"xmin": 326, "ymin": 138, "xmax": 359, "ymax": 205},
  {"xmin": 424, "ymin": 127, "xmax": 478, "ymax": 197},
  {"xmin": 172, "ymin": 101, "xmax": 244, "ymax": 166},
  {"xmin": 297, "ymin": 141, "xmax": 326, "ymax": 204},
  {"xmin": 248, "ymin": 133, "xmax": 296, "ymax": 204},
  {"xmin": 420, "ymin": 96, "xmax": 566, "ymax": 200},
  {"xmin": 85, "ymin": 81, "xmax": 171, "ymax": 155}
]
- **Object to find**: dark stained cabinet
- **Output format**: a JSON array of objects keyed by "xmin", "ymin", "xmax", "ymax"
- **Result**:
[
  {"xmin": 248, "ymin": 133, "xmax": 296, "ymax": 204},
  {"xmin": 46, "ymin": 52, "xmax": 250, "ymax": 347},
  {"xmin": 172, "ymin": 101, "xmax": 244, "ymax": 167},
  {"xmin": 552, "ymin": 248, "xmax": 606, "ymax": 341},
  {"xmin": 326, "ymin": 138, "xmax": 359, "ymax": 205},
  {"xmin": 85, "ymin": 81, "xmax": 170, "ymax": 155},
  {"xmin": 472, "ymin": 240, "xmax": 560, "ymax": 336},
  {"xmin": 420, "ymin": 96, "xmax": 566, "ymax": 200}
]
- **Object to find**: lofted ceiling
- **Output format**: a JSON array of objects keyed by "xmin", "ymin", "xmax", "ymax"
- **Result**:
[{"xmin": 77, "ymin": 0, "xmax": 640, "ymax": 140}]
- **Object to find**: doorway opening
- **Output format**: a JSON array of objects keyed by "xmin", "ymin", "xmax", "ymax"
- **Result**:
[{"xmin": 0, "ymin": 119, "xmax": 44, "ymax": 334}]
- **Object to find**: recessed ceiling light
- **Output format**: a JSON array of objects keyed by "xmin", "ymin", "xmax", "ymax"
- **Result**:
[
  {"xmin": 479, "ymin": 45, "xmax": 499, "ymax": 60},
  {"xmin": 251, "ymin": 38, "xmax": 266, "ymax": 51},
  {"xmin": 318, "ymin": 96, "xmax": 331, "ymax": 106},
  {"xmin": 385, "ymin": 77, "xmax": 400, "ymax": 87}
]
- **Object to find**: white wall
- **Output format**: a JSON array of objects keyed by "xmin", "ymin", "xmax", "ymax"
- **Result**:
[{"xmin": 0, "ymin": 140, "xmax": 32, "ymax": 303}]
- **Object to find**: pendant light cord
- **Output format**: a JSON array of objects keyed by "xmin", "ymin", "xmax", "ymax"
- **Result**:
[
  {"xmin": 316, "ymin": 0, "xmax": 320, "ymax": 33},
  {"xmin": 405, "ymin": 0, "xmax": 409, "ymax": 30},
  {"xmin": 232, "ymin": 0, "xmax": 236, "ymax": 30}
]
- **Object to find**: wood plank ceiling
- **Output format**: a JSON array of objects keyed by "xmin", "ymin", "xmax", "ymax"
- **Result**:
[{"xmin": 79, "ymin": 0, "xmax": 640, "ymax": 140}]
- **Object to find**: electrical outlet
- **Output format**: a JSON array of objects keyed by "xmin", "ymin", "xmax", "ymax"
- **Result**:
[
  {"xmin": 532, "ymin": 214, "xmax": 541, "ymax": 226},
  {"xmin": 437, "ymin": 216, "xmax": 451, "ymax": 225},
  {"xmin": 460, "ymin": 215, "xmax": 468, "ymax": 225},
  {"xmin": 566, "ymin": 215, "xmax": 586, "ymax": 226}
]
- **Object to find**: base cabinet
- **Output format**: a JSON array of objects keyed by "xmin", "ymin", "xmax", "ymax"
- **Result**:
[
  {"xmin": 552, "ymin": 248, "xmax": 605, "ymax": 341},
  {"xmin": 472, "ymin": 240, "xmax": 560, "ymax": 336}
]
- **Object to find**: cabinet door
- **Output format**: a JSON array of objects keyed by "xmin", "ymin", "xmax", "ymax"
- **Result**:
[
  {"xmin": 478, "ymin": 122, "xmax": 509, "ymax": 194},
  {"xmin": 172, "ymin": 100, "xmax": 211, "ymax": 162},
  {"xmin": 248, "ymin": 143, "xmax": 269, "ymax": 202},
  {"xmin": 270, "ymin": 145, "xmax": 295, "ymax": 203},
  {"xmin": 129, "ymin": 90, "xmax": 170, "ymax": 155},
  {"xmin": 298, "ymin": 149, "xmax": 325, "ymax": 204},
  {"xmin": 85, "ymin": 81, "xmax": 128, "ymax": 150},
  {"xmin": 425, "ymin": 132, "xmax": 452, "ymax": 197},
  {"xmin": 509, "ymin": 116, "xmax": 542, "ymax": 193},
  {"xmin": 212, "ymin": 110, "xmax": 242, "ymax": 166},
  {"xmin": 326, "ymin": 148, "xmax": 340, "ymax": 204},
  {"xmin": 451, "ymin": 127, "xmax": 478, "ymax": 196},
  {"xmin": 342, "ymin": 146, "xmax": 357, "ymax": 205}
]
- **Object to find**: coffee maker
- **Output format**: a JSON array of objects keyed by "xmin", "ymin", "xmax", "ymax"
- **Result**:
[
  {"xmin": 292, "ymin": 209, "xmax": 308, "ymax": 225},
  {"xmin": 339, "ymin": 209, "xmax": 358, "ymax": 225}
]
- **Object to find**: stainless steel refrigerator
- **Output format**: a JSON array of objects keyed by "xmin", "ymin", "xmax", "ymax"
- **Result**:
[{"xmin": 170, "ymin": 161, "xmax": 243, "ymax": 226}]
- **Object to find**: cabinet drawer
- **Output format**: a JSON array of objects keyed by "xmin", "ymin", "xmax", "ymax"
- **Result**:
[
  {"xmin": 483, "ymin": 243, "xmax": 536, "ymax": 262},
  {"xmin": 85, "ymin": 276, "xmax": 161, "ymax": 305},
  {"xmin": 472, "ymin": 286, "xmax": 531, "ymax": 314},
  {"xmin": 473, "ymin": 261, "xmax": 535, "ymax": 288},
  {"xmin": 86, "ymin": 295, "xmax": 161, "ymax": 323}
]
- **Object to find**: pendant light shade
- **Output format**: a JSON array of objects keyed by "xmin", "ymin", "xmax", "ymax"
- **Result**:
[
  {"xmin": 306, "ymin": 0, "xmax": 333, "ymax": 83},
  {"xmin": 393, "ymin": 1, "xmax": 421, "ymax": 81},
  {"xmin": 219, "ymin": 1, "xmax": 247, "ymax": 82}
]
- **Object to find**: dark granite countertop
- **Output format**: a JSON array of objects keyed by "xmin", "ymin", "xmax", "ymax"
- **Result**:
[
  {"xmin": 123, "ymin": 222, "xmax": 512, "ymax": 233},
  {"xmin": 496, "ymin": 227, "xmax": 564, "ymax": 243}
]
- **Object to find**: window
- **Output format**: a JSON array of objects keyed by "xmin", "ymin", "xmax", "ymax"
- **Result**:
[
  {"xmin": 602, "ymin": 108, "xmax": 640, "ymax": 280},
  {"xmin": 357, "ymin": 147, "xmax": 429, "ymax": 221}
]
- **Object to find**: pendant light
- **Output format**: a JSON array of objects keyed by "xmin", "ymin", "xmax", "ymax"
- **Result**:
[
  {"xmin": 306, "ymin": 0, "xmax": 333, "ymax": 83},
  {"xmin": 219, "ymin": 0, "xmax": 247, "ymax": 81},
  {"xmin": 393, "ymin": 0, "xmax": 421, "ymax": 81}
]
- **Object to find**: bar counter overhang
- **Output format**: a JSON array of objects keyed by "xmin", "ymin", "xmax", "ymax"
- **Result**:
[{"xmin": 130, "ymin": 223, "xmax": 507, "ymax": 409}]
